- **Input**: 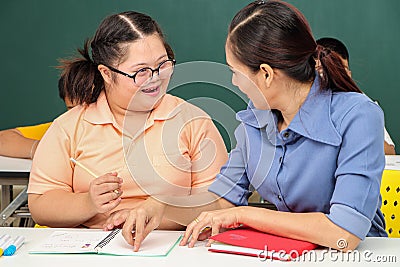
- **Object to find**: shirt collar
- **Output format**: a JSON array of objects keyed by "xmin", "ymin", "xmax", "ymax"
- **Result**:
[
  {"xmin": 147, "ymin": 94, "xmax": 182, "ymax": 122},
  {"xmin": 288, "ymin": 76, "xmax": 341, "ymax": 146},
  {"xmin": 84, "ymin": 92, "xmax": 115, "ymax": 125},
  {"xmin": 236, "ymin": 102, "xmax": 272, "ymax": 129},
  {"xmin": 236, "ymin": 102, "xmax": 277, "ymax": 143},
  {"xmin": 236, "ymin": 76, "xmax": 342, "ymax": 146}
]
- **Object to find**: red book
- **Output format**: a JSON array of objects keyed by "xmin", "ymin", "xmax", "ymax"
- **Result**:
[{"xmin": 208, "ymin": 228, "xmax": 318, "ymax": 261}]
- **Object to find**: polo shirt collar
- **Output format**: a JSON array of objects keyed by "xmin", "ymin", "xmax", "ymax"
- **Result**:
[
  {"xmin": 147, "ymin": 94, "xmax": 182, "ymax": 122},
  {"xmin": 84, "ymin": 92, "xmax": 115, "ymax": 125},
  {"xmin": 236, "ymin": 75, "xmax": 341, "ymax": 146}
]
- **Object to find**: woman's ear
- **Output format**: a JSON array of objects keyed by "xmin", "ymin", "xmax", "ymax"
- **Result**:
[
  {"xmin": 259, "ymin": 63, "xmax": 273, "ymax": 87},
  {"xmin": 98, "ymin": 64, "xmax": 113, "ymax": 85}
]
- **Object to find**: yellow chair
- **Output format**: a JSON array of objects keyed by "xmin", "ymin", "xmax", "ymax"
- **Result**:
[{"xmin": 380, "ymin": 170, "xmax": 400, "ymax": 237}]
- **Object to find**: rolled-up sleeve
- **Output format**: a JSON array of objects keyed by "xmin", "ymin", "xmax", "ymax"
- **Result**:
[
  {"xmin": 209, "ymin": 123, "xmax": 252, "ymax": 205},
  {"xmin": 327, "ymin": 101, "xmax": 385, "ymax": 239}
]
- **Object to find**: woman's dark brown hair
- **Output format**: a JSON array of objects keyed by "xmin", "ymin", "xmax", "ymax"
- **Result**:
[
  {"xmin": 59, "ymin": 11, "xmax": 174, "ymax": 105},
  {"xmin": 227, "ymin": 0, "xmax": 361, "ymax": 93}
]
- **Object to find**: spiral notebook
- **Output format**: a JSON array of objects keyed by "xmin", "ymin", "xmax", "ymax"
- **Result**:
[{"xmin": 29, "ymin": 229, "xmax": 182, "ymax": 257}]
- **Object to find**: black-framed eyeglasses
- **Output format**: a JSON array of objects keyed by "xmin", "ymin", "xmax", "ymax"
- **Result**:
[{"xmin": 104, "ymin": 59, "xmax": 176, "ymax": 86}]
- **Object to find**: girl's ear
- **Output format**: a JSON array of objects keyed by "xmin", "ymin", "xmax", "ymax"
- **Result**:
[
  {"xmin": 260, "ymin": 63, "xmax": 273, "ymax": 87},
  {"xmin": 98, "ymin": 64, "xmax": 113, "ymax": 85}
]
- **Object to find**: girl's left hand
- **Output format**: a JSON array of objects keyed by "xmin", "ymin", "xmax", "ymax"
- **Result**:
[{"xmin": 180, "ymin": 206, "xmax": 244, "ymax": 248}]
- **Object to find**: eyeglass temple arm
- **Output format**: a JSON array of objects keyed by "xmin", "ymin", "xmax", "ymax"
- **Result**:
[{"xmin": 104, "ymin": 64, "xmax": 134, "ymax": 78}]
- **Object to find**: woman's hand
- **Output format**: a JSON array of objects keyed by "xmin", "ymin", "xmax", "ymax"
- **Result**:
[
  {"xmin": 87, "ymin": 172, "xmax": 123, "ymax": 214},
  {"xmin": 180, "ymin": 206, "xmax": 245, "ymax": 248},
  {"xmin": 118, "ymin": 197, "xmax": 167, "ymax": 251}
]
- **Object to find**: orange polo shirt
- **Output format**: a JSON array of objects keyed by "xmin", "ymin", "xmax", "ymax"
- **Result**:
[{"xmin": 28, "ymin": 92, "xmax": 228, "ymax": 228}]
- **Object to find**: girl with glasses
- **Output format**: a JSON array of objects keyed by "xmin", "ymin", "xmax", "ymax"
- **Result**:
[{"xmin": 27, "ymin": 11, "xmax": 228, "ymax": 246}]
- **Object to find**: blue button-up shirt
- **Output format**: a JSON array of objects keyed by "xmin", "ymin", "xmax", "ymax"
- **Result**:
[{"xmin": 209, "ymin": 77, "xmax": 387, "ymax": 239}]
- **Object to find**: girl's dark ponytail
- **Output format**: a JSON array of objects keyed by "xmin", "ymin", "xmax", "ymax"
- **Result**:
[{"xmin": 59, "ymin": 39, "xmax": 104, "ymax": 105}]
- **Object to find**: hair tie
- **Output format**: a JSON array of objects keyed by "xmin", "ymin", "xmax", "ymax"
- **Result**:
[
  {"xmin": 316, "ymin": 44, "xmax": 331, "ymax": 59},
  {"xmin": 256, "ymin": 0, "xmax": 265, "ymax": 4}
]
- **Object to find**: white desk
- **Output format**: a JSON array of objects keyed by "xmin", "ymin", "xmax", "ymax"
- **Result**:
[
  {"xmin": 0, "ymin": 156, "xmax": 32, "ymax": 225},
  {"xmin": 0, "ymin": 228, "xmax": 399, "ymax": 266},
  {"xmin": 385, "ymin": 155, "xmax": 400, "ymax": 170}
]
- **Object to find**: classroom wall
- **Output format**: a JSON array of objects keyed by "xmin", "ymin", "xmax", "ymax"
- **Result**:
[{"xmin": 1, "ymin": 0, "xmax": 399, "ymax": 151}]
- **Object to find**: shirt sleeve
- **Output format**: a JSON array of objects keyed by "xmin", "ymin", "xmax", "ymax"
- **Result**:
[
  {"xmin": 27, "ymin": 120, "xmax": 73, "ymax": 194},
  {"xmin": 16, "ymin": 122, "xmax": 52, "ymax": 140},
  {"xmin": 373, "ymin": 100, "xmax": 395, "ymax": 147},
  {"xmin": 187, "ymin": 116, "xmax": 228, "ymax": 194},
  {"xmin": 327, "ymin": 101, "xmax": 385, "ymax": 240},
  {"xmin": 208, "ymin": 123, "xmax": 252, "ymax": 205}
]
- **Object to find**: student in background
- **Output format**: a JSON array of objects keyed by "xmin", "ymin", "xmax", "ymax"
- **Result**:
[
  {"xmin": 0, "ymin": 77, "xmax": 76, "ymax": 159},
  {"xmin": 179, "ymin": 0, "xmax": 387, "ymax": 251},
  {"xmin": 28, "ymin": 11, "xmax": 228, "ymax": 238},
  {"xmin": 316, "ymin": 37, "xmax": 396, "ymax": 155}
]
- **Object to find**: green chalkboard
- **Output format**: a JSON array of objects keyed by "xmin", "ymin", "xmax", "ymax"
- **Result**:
[{"xmin": 1, "ymin": 0, "xmax": 399, "ymax": 151}]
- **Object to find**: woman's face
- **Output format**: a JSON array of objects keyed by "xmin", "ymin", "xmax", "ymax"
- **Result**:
[
  {"xmin": 105, "ymin": 34, "xmax": 172, "ymax": 113},
  {"xmin": 225, "ymin": 44, "xmax": 271, "ymax": 110}
]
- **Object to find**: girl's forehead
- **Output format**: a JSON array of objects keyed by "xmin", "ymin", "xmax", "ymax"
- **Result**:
[{"xmin": 123, "ymin": 34, "xmax": 167, "ymax": 64}]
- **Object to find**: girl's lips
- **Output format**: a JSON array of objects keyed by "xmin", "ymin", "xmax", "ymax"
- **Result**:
[{"xmin": 141, "ymin": 86, "xmax": 160, "ymax": 96}]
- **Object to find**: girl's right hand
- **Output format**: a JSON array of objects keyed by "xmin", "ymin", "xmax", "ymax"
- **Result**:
[{"xmin": 87, "ymin": 172, "xmax": 123, "ymax": 213}]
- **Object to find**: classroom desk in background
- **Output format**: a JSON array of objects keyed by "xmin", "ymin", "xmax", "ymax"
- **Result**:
[
  {"xmin": 0, "ymin": 228, "xmax": 399, "ymax": 267},
  {"xmin": 0, "ymin": 156, "xmax": 31, "ymax": 226},
  {"xmin": 384, "ymin": 155, "xmax": 400, "ymax": 171}
]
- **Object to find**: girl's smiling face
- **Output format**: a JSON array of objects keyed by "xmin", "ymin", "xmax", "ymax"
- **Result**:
[{"xmin": 103, "ymin": 33, "xmax": 173, "ymax": 113}]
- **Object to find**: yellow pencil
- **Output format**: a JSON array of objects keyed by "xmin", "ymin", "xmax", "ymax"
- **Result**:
[
  {"xmin": 70, "ymin": 158, "xmax": 120, "ymax": 195},
  {"xmin": 70, "ymin": 158, "xmax": 97, "ymax": 178}
]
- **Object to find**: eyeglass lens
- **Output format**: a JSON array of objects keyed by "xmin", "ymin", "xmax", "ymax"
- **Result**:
[{"xmin": 135, "ymin": 60, "xmax": 174, "ymax": 85}]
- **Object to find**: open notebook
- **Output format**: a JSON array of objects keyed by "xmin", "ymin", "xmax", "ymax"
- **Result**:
[{"xmin": 29, "ymin": 229, "xmax": 182, "ymax": 257}]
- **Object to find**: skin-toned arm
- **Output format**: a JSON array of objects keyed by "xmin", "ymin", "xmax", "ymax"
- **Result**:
[
  {"xmin": 29, "ymin": 190, "xmax": 100, "ymax": 228},
  {"xmin": 162, "ymin": 192, "xmax": 234, "ymax": 226},
  {"xmin": 384, "ymin": 141, "xmax": 396, "ymax": 155},
  {"xmin": 28, "ymin": 173, "xmax": 123, "ymax": 227},
  {"xmin": 182, "ymin": 206, "xmax": 360, "ymax": 252},
  {"xmin": 0, "ymin": 129, "xmax": 39, "ymax": 159}
]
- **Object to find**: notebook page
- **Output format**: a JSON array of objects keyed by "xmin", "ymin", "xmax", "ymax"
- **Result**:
[
  {"xmin": 98, "ymin": 230, "xmax": 182, "ymax": 257},
  {"xmin": 29, "ymin": 231, "xmax": 109, "ymax": 254}
]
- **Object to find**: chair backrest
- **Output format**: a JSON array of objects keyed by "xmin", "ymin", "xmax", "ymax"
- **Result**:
[{"xmin": 380, "ymin": 170, "xmax": 400, "ymax": 237}]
